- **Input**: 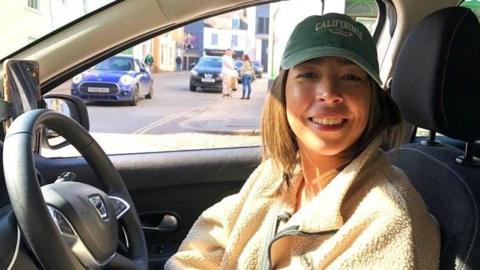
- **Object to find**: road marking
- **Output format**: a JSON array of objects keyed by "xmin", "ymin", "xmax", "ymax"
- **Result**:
[{"xmin": 133, "ymin": 105, "xmax": 203, "ymax": 134}]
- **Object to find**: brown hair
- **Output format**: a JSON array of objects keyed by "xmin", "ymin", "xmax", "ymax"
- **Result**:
[
  {"xmin": 243, "ymin": 54, "xmax": 251, "ymax": 61},
  {"xmin": 260, "ymin": 68, "xmax": 402, "ymax": 176}
]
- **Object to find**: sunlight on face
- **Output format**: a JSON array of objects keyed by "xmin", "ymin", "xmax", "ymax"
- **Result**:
[{"xmin": 285, "ymin": 56, "xmax": 372, "ymax": 160}]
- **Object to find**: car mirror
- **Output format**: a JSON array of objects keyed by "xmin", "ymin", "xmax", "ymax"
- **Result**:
[{"xmin": 42, "ymin": 94, "xmax": 90, "ymax": 149}]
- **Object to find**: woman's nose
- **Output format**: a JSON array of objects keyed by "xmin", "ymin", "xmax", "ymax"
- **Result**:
[{"xmin": 315, "ymin": 79, "xmax": 343, "ymax": 104}]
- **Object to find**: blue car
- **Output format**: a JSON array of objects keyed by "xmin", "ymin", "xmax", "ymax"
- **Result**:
[{"xmin": 71, "ymin": 54, "xmax": 153, "ymax": 106}]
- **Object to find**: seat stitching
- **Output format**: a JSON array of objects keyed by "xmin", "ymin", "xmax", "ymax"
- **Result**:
[
  {"xmin": 395, "ymin": 146, "xmax": 478, "ymax": 269},
  {"xmin": 440, "ymin": 11, "xmax": 468, "ymax": 137}
]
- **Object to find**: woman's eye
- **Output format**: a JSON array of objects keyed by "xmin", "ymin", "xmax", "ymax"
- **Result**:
[
  {"xmin": 296, "ymin": 72, "xmax": 316, "ymax": 79},
  {"xmin": 341, "ymin": 73, "xmax": 364, "ymax": 81}
]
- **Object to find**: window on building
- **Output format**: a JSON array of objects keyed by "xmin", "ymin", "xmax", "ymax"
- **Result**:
[
  {"xmin": 28, "ymin": 0, "xmax": 39, "ymax": 10},
  {"xmin": 232, "ymin": 18, "xmax": 240, "ymax": 29},
  {"xmin": 211, "ymin": 33, "xmax": 218, "ymax": 45},
  {"xmin": 257, "ymin": 17, "xmax": 269, "ymax": 34},
  {"xmin": 231, "ymin": 35, "xmax": 238, "ymax": 47}
]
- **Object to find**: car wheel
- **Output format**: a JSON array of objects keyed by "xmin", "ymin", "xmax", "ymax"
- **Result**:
[
  {"xmin": 145, "ymin": 81, "xmax": 153, "ymax": 99},
  {"xmin": 190, "ymin": 84, "xmax": 196, "ymax": 91},
  {"xmin": 129, "ymin": 87, "xmax": 139, "ymax": 106}
]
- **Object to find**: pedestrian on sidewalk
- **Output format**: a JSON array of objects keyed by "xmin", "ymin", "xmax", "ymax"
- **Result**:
[
  {"xmin": 175, "ymin": 56, "xmax": 182, "ymax": 71},
  {"xmin": 221, "ymin": 48, "xmax": 235, "ymax": 98},
  {"xmin": 144, "ymin": 54, "xmax": 154, "ymax": 70},
  {"xmin": 240, "ymin": 54, "xmax": 254, "ymax": 99}
]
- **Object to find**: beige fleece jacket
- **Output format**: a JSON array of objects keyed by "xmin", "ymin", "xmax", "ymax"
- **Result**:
[{"xmin": 165, "ymin": 139, "xmax": 440, "ymax": 269}]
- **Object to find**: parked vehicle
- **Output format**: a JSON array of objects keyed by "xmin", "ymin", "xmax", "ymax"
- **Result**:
[
  {"xmin": 190, "ymin": 56, "xmax": 238, "ymax": 92},
  {"xmin": 189, "ymin": 56, "xmax": 223, "ymax": 92},
  {"xmin": 252, "ymin": 60, "xmax": 264, "ymax": 78},
  {"xmin": 234, "ymin": 60, "xmax": 243, "ymax": 83},
  {"xmin": 71, "ymin": 54, "xmax": 153, "ymax": 106}
]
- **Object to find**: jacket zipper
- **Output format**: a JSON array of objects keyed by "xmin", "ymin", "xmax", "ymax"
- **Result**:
[
  {"xmin": 263, "ymin": 222, "xmax": 338, "ymax": 270},
  {"xmin": 261, "ymin": 212, "xmax": 291, "ymax": 270}
]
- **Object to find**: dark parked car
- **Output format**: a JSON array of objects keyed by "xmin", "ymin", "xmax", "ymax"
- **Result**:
[
  {"xmin": 234, "ymin": 60, "xmax": 243, "ymax": 83},
  {"xmin": 189, "ymin": 56, "xmax": 223, "ymax": 92},
  {"xmin": 71, "ymin": 54, "xmax": 153, "ymax": 106},
  {"xmin": 252, "ymin": 60, "xmax": 264, "ymax": 78}
]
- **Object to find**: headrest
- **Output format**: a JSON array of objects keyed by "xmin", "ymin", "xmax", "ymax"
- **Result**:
[{"xmin": 391, "ymin": 7, "xmax": 480, "ymax": 141}]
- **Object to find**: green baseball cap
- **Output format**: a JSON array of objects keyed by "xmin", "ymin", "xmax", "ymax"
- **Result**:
[{"xmin": 281, "ymin": 13, "xmax": 382, "ymax": 87}]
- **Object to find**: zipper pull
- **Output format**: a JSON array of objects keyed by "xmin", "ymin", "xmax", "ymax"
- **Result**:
[{"xmin": 274, "ymin": 212, "xmax": 291, "ymax": 234}]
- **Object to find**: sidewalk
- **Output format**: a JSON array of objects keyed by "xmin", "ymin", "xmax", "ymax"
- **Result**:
[{"xmin": 179, "ymin": 77, "xmax": 268, "ymax": 135}]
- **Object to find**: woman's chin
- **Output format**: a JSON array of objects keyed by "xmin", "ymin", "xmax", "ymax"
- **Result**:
[{"xmin": 301, "ymin": 141, "xmax": 348, "ymax": 157}]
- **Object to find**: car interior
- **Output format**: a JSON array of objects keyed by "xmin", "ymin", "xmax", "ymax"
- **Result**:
[
  {"xmin": 0, "ymin": 0, "xmax": 479, "ymax": 269},
  {"xmin": 388, "ymin": 6, "xmax": 480, "ymax": 269}
]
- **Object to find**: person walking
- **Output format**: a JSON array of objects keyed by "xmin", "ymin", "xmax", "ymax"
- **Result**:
[
  {"xmin": 240, "ymin": 54, "xmax": 254, "ymax": 99},
  {"xmin": 221, "ymin": 49, "xmax": 235, "ymax": 98},
  {"xmin": 144, "ymin": 54, "xmax": 154, "ymax": 70},
  {"xmin": 175, "ymin": 56, "xmax": 182, "ymax": 71}
]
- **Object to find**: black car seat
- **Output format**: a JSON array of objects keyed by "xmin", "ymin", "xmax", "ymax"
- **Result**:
[{"xmin": 388, "ymin": 7, "xmax": 480, "ymax": 270}]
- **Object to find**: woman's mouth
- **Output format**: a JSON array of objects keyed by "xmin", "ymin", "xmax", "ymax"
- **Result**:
[{"xmin": 308, "ymin": 117, "xmax": 347, "ymax": 131}]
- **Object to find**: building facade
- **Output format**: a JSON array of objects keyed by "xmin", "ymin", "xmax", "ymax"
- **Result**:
[{"xmin": 203, "ymin": 10, "xmax": 249, "ymax": 59}]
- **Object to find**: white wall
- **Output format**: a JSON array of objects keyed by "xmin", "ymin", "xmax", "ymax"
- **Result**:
[
  {"xmin": 246, "ymin": 7, "xmax": 257, "ymax": 59},
  {"xmin": 158, "ymin": 34, "xmax": 176, "ymax": 71},
  {"xmin": 203, "ymin": 27, "xmax": 248, "ymax": 53}
]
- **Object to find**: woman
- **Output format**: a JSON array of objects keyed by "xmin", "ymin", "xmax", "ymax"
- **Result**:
[
  {"xmin": 241, "ymin": 54, "xmax": 254, "ymax": 99},
  {"xmin": 166, "ymin": 13, "xmax": 440, "ymax": 269}
]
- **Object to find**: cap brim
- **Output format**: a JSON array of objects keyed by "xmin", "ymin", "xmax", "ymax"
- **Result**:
[{"xmin": 281, "ymin": 46, "xmax": 382, "ymax": 87}]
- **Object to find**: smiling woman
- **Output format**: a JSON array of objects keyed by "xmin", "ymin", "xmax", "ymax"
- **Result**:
[
  {"xmin": 2, "ymin": 0, "xmax": 473, "ymax": 269},
  {"xmin": 165, "ymin": 13, "xmax": 440, "ymax": 270}
]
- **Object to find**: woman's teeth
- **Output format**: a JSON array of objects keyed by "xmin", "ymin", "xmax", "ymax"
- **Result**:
[{"xmin": 311, "ymin": 117, "xmax": 344, "ymax": 125}]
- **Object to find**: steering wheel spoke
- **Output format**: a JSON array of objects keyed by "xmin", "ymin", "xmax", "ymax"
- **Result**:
[
  {"xmin": 108, "ymin": 195, "xmax": 131, "ymax": 220},
  {"xmin": 108, "ymin": 253, "xmax": 143, "ymax": 270},
  {"xmin": 47, "ymin": 205, "xmax": 116, "ymax": 268}
]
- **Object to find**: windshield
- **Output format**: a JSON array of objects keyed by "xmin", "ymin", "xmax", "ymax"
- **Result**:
[
  {"xmin": 0, "ymin": 0, "xmax": 117, "ymax": 59},
  {"xmin": 95, "ymin": 57, "xmax": 134, "ymax": 71},
  {"xmin": 234, "ymin": 61, "xmax": 243, "ymax": 68},
  {"xmin": 197, "ymin": 58, "xmax": 222, "ymax": 68}
]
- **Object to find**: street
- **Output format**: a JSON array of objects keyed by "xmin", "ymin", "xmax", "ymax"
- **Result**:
[
  {"xmin": 51, "ymin": 71, "xmax": 267, "ymax": 134},
  {"xmin": 45, "ymin": 71, "xmax": 268, "ymax": 156}
]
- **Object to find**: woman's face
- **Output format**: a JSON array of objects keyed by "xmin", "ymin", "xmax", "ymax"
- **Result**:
[{"xmin": 285, "ymin": 56, "xmax": 372, "ymax": 158}]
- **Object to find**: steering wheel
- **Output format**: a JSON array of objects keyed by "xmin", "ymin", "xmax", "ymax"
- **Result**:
[{"xmin": 3, "ymin": 109, "xmax": 148, "ymax": 269}]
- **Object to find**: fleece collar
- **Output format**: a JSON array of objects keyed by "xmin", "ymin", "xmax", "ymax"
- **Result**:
[{"xmin": 278, "ymin": 137, "xmax": 386, "ymax": 233}]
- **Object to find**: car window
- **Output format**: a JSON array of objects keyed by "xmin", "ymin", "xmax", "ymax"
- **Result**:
[
  {"xmin": 196, "ymin": 57, "xmax": 222, "ymax": 68},
  {"xmin": 95, "ymin": 56, "xmax": 134, "ymax": 71},
  {"xmin": 461, "ymin": 0, "xmax": 480, "ymax": 16},
  {"xmin": 43, "ymin": 0, "xmax": 381, "ymax": 157}
]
